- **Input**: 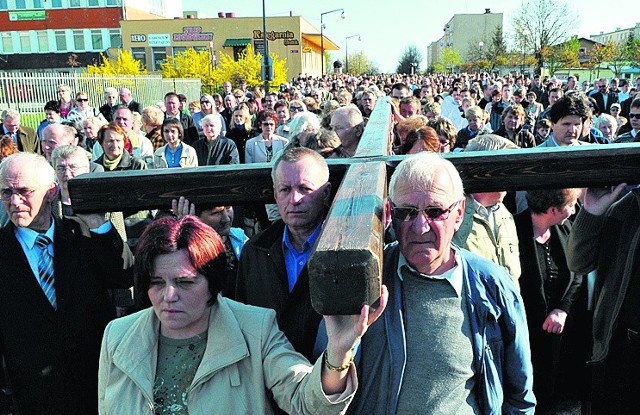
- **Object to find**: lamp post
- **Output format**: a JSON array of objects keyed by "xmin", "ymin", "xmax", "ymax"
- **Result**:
[
  {"xmin": 320, "ymin": 8, "xmax": 345, "ymax": 76},
  {"xmin": 345, "ymin": 34, "xmax": 360, "ymax": 74},
  {"xmin": 261, "ymin": 0, "xmax": 272, "ymax": 93},
  {"xmin": 478, "ymin": 41, "xmax": 484, "ymax": 71}
]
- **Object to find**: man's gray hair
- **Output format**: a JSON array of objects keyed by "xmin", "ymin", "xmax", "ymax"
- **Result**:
[
  {"xmin": 43, "ymin": 124, "xmax": 76, "ymax": 143},
  {"xmin": 201, "ymin": 113, "xmax": 221, "ymax": 127},
  {"xmin": 271, "ymin": 146, "xmax": 329, "ymax": 185},
  {"xmin": 1, "ymin": 109, "xmax": 20, "ymax": 121},
  {"xmin": 51, "ymin": 145, "xmax": 89, "ymax": 170},
  {"xmin": 0, "ymin": 152, "xmax": 55, "ymax": 187},
  {"xmin": 332, "ymin": 104, "xmax": 364, "ymax": 126},
  {"xmin": 104, "ymin": 87, "xmax": 117, "ymax": 96},
  {"xmin": 389, "ymin": 152, "xmax": 464, "ymax": 203}
]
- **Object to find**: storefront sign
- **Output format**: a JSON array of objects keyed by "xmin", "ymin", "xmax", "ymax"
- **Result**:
[
  {"xmin": 131, "ymin": 34, "xmax": 147, "ymax": 42},
  {"xmin": 253, "ymin": 30, "xmax": 296, "ymax": 42},
  {"xmin": 284, "ymin": 39, "xmax": 299, "ymax": 46},
  {"xmin": 8, "ymin": 10, "xmax": 46, "ymax": 21},
  {"xmin": 254, "ymin": 39, "xmax": 265, "ymax": 55},
  {"xmin": 148, "ymin": 34, "xmax": 171, "ymax": 47},
  {"xmin": 173, "ymin": 26, "xmax": 213, "ymax": 42}
]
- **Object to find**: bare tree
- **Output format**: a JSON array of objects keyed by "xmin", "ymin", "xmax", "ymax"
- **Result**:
[{"xmin": 512, "ymin": 0, "xmax": 578, "ymax": 72}]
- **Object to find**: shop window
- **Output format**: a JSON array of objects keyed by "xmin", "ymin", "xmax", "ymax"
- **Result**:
[
  {"xmin": 73, "ymin": 30, "xmax": 85, "ymax": 51},
  {"xmin": 109, "ymin": 29, "xmax": 122, "ymax": 48},
  {"xmin": 1, "ymin": 33, "xmax": 13, "ymax": 53},
  {"xmin": 19, "ymin": 32, "xmax": 31, "ymax": 53},
  {"xmin": 131, "ymin": 47, "xmax": 147, "ymax": 68},
  {"xmin": 37, "ymin": 30, "xmax": 48, "ymax": 52},
  {"xmin": 91, "ymin": 30, "xmax": 103, "ymax": 50},
  {"xmin": 172, "ymin": 46, "xmax": 187, "ymax": 57},
  {"xmin": 55, "ymin": 30, "xmax": 67, "ymax": 51},
  {"xmin": 151, "ymin": 47, "xmax": 167, "ymax": 71}
]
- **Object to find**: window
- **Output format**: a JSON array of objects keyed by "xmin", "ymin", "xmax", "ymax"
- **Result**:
[
  {"xmin": 70, "ymin": 0, "xmax": 81, "ymax": 7},
  {"xmin": 0, "ymin": 0, "xmax": 7, "ymax": 11},
  {"xmin": 15, "ymin": 0, "xmax": 26, "ymax": 9},
  {"xmin": 88, "ymin": 0, "xmax": 99, "ymax": 6},
  {"xmin": 109, "ymin": 29, "xmax": 121, "ymax": 48},
  {"xmin": 73, "ymin": 30, "xmax": 85, "ymax": 51},
  {"xmin": 55, "ymin": 30, "xmax": 67, "ymax": 51},
  {"xmin": 19, "ymin": 32, "xmax": 31, "ymax": 53},
  {"xmin": 172, "ymin": 46, "xmax": 186, "ymax": 57},
  {"xmin": 37, "ymin": 30, "xmax": 48, "ymax": 52},
  {"xmin": 1, "ymin": 33, "xmax": 13, "ymax": 53},
  {"xmin": 131, "ymin": 47, "xmax": 147, "ymax": 69},
  {"xmin": 33, "ymin": 0, "xmax": 43, "ymax": 7},
  {"xmin": 91, "ymin": 30, "xmax": 103, "ymax": 50},
  {"xmin": 106, "ymin": 0, "xmax": 121, "ymax": 5},
  {"xmin": 51, "ymin": 0, "xmax": 63, "ymax": 8},
  {"xmin": 151, "ymin": 47, "xmax": 167, "ymax": 71}
]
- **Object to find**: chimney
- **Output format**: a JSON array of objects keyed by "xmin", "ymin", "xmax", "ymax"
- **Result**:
[
  {"xmin": 218, "ymin": 12, "xmax": 225, "ymax": 18},
  {"xmin": 485, "ymin": 8, "xmax": 491, "ymax": 14},
  {"xmin": 226, "ymin": 12, "xmax": 235, "ymax": 18}
]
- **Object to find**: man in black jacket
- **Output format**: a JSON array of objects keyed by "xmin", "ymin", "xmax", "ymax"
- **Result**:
[{"xmin": 164, "ymin": 92, "xmax": 199, "ymax": 145}]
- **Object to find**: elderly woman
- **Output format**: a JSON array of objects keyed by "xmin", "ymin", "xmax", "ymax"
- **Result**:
[
  {"xmin": 141, "ymin": 106, "xmax": 165, "ymax": 151},
  {"xmin": 153, "ymin": 118, "xmax": 198, "ymax": 168},
  {"xmin": 595, "ymin": 113, "xmax": 618, "ymax": 141},
  {"xmin": 245, "ymin": 110, "xmax": 288, "ymax": 163},
  {"xmin": 95, "ymin": 124, "xmax": 146, "ymax": 171},
  {"xmin": 57, "ymin": 84, "xmax": 76, "ymax": 119},
  {"xmin": 83, "ymin": 116, "xmax": 108, "ymax": 154},
  {"xmin": 514, "ymin": 188, "xmax": 585, "ymax": 413},
  {"xmin": 193, "ymin": 94, "xmax": 227, "ymax": 138},
  {"xmin": 190, "ymin": 114, "xmax": 238, "ymax": 166},
  {"xmin": 98, "ymin": 215, "xmax": 386, "ymax": 414}
]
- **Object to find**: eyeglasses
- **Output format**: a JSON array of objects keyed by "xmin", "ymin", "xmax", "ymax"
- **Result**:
[
  {"xmin": 77, "ymin": 98, "xmax": 88, "ymax": 102},
  {"xmin": 290, "ymin": 106, "xmax": 304, "ymax": 112},
  {"xmin": 629, "ymin": 113, "xmax": 640, "ymax": 119},
  {"xmin": 262, "ymin": 122, "xmax": 275, "ymax": 126},
  {"xmin": 200, "ymin": 100, "xmax": 210, "ymax": 104},
  {"xmin": 0, "ymin": 187, "xmax": 38, "ymax": 201},
  {"xmin": 390, "ymin": 200, "xmax": 460, "ymax": 222},
  {"xmin": 55, "ymin": 164, "xmax": 86, "ymax": 174}
]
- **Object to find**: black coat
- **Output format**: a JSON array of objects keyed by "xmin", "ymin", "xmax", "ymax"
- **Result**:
[
  {"xmin": 592, "ymin": 91, "xmax": 619, "ymax": 114},
  {"xmin": 0, "ymin": 217, "xmax": 133, "ymax": 414}
]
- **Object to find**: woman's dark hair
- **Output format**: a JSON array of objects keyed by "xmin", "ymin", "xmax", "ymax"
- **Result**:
[
  {"xmin": 44, "ymin": 100, "xmax": 60, "ymax": 113},
  {"xmin": 134, "ymin": 215, "xmax": 227, "ymax": 308},
  {"xmin": 257, "ymin": 109, "xmax": 278, "ymax": 125},
  {"xmin": 161, "ymin": 118, "xmax": 184, "ymax": 141}
]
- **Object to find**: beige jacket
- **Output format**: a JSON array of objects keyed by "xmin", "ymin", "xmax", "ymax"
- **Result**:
[{"xmin": 98, "ymin": 295, "xmax": 356, "ymax": 414}]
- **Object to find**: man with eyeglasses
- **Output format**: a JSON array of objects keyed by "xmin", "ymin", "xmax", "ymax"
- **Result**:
[
  {"xmin": 0, "ymin": 152, "xmax": 133, "ymax": 414},
  {"xmin": 614, "ymin": 98, "xmax": 640, "ymax": 143},
  {"xmin": 348, "ymin": 151, "xmax": 534, "ymax": 414}
]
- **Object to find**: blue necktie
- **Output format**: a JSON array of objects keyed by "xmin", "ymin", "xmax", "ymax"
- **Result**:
[{"xmin": 35, "ymin": 234, "xmax": 56, "ymax": 309}]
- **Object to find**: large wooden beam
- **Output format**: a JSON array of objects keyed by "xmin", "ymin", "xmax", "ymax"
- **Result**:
[{"xmin": 69, "ymin": 144, "xmax": 640, "ymax": 212}]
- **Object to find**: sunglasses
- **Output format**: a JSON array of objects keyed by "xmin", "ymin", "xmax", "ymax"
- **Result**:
[
  {"xmin": 629, "ymin": 113, "xmax": 640, "ymax": 119},
  {"xmin": 290, "ymin": 106, "xmax": 304, "ymax": 112},
  {"xmin": 77, "ymin": 98, "xmax": 88, "ymax": 102},
  {"xmin": 262, "ymin": 122, "xmax": 275, "ymax": 126},
  {"xmin": 200, "ymin": 100, "xmax": 210, "ymax": 104},
  {"xmin": 390, "ymin": 200, "xmax": 459, "ymax": 222}
]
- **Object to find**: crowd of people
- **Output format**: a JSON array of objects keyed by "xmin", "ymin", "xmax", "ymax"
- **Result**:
[{"xmin": 0, "ymin": 69, "xmax": 639, "ymax": 414}]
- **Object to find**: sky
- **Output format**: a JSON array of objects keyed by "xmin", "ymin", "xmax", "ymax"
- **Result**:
[{"xmin": 183, "ymin": 0, "xmax": 639, "ymax": 73}]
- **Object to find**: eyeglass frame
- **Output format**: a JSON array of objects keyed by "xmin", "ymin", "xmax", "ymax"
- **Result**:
[
  {"xmin": 389, "ymin": 199, "xmax": 461, "ymax": 222},
  {"xmin": 0, "ymin": 187, "xmax": 39, "ymax": 201}
]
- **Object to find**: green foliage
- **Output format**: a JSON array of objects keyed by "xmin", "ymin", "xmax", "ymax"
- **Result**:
[
  {"xmin": 396, "ymin": 45, "xmax": 423, "ymax": 74},
  {"xmin": 86, "ymin": 50, "xmax": 147, "ymax": 75},
  {"xmin": 346, "ymin": 51, "xmax": 378, "ymax": 75},
  {"xmin": 438, "ymin": 47, "xmax": 462, "ymax": 72}
]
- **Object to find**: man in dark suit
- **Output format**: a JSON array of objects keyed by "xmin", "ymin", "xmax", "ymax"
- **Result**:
[
  {"xmin": 1, "ymin": 109, "xmax": 40, "ymax": 154},
  {"xmin": 119, "ymin": 87, "xmax": 141, "ymax": 114},
  {"xmin": 592, "ymin": 78, "xmax": 619, "ymax": 115},
  {"xmin": 0, "ymin": 152, "xmax": 133, "ymax": 414},
  {"xmin": 164, "ymin": 92, "xmax": 199, "ymax": 145}
]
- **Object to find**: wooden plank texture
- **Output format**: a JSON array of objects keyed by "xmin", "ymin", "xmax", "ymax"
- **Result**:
[{"xmin": 308, "ymin": 161, "xmax": 386, "ymax": 315}]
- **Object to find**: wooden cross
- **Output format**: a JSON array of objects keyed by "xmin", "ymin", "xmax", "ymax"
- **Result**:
[{"xmin": 69, "ymin": 97, "xmax": 640, "ymax": 314}]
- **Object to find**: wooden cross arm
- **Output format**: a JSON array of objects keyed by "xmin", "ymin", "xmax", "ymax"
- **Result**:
[{"xmin": 308, "ymin": 161, "xmax": 386, "ymax": 315}]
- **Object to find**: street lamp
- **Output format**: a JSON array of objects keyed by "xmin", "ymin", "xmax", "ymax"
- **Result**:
[
  {"xmin": 478, "ymin": 41, "xmax": 484, "ymax": 71},
  {"xmin": 320, "ymin": 8, "xmax": 345, "ymax": 76},
  {"xmin": 345, "ymin": 34, "xmax": 360, "ymax": 74}
]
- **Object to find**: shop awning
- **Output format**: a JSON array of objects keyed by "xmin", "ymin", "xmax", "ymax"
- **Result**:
[
  {"xmin": 302, "ymin": 33, "xmax": 339, "ymax": 50},
  {"xmin": 222, "ymin": 38, "xmax": 252, "ymax": 47}
]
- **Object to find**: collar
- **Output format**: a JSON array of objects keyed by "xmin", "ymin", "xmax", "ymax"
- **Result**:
[
  {"xmin": 282, "ymin": 222, "xmax": 323, "ymax": 254},
  {"xmin": 396, "ymin": 247, "xmax": 463, "ymax": 297},
  {"xmin": 16, "ymin": 220, "xmax": 55, "ymax": 250},
  {"xmin": 471, "ymin": 196, "xmax": 500, "ymax": 217}
]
